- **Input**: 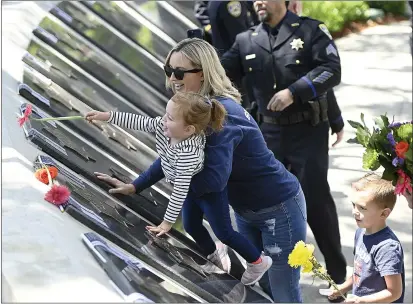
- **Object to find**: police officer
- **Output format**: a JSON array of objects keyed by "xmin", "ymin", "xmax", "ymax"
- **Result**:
[
  {"xmin": 194, "ymin": 1, "xmax": 213, "ymax": 44},
  {"xmin": 221, "ymin": 0, "xmax": 347, "ymax": 292},
  {"xmin": 194, "ymin": 1, "xmax": 257, "ymax": 109}
]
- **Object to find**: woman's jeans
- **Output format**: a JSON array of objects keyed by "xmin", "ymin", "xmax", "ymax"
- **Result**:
[
  {"xmin": 234, "ymin": 187, "xmax": 307, "ymax": 303},
  {"xmin": 182, "ymin": 187, "xmax": 261, "ymax": 263}
]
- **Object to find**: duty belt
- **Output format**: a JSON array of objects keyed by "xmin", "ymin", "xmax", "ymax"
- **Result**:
[{"xmin": 262, "ymin": 111, "xmax": 311, "ymax": 125}]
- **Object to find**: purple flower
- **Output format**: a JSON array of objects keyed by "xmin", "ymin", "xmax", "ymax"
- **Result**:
[
  {"xmin": 389, "ymin": 122, "xmax": 402, "ymax": 128},
  {"xmin": 392, "ymin": 157, "xmax": 404, "ymax": 167},
  {"xmin": 389, "ymin": 121, "xmax": 413, "ymax": 128},
  {"xmin": 387, "ymin": 132, "xmax": 396, "ymax": 147}
]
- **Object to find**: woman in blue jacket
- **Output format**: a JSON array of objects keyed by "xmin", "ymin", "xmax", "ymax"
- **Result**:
[{"xmin": 96, "ymin": 38, "xmax": 307, "ymax": 303}]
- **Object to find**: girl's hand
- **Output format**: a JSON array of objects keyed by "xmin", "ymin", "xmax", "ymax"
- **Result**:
[
  {"xmin": 85, "ymin": 110, "xmax": 111, "ymax": 122},
  {"xmin": 146, "ymin": 220, "xmax": 173, "ymax": 237}
]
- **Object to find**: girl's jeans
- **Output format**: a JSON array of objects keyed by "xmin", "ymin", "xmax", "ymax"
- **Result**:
[
  {"xmin": 182, "ymin": 187, "xmax": 261, "ymax": 263},
  {"xmin": 234, "ymin": 187, "xmax": 307, "ymax": 303}
]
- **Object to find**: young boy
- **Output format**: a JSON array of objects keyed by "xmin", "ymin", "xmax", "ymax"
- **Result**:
[{"xmin": 329, "ymin": 173, "xmax": 405, "ymax": 303}]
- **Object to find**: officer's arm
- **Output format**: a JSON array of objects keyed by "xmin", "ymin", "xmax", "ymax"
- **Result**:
[
  {"xmin": 327, "ymin": 89, "xmax": 344, "ymax": 134},
  {"xmin": 218, "ymin": 2, "xmax": 250, "ymax": 45},
  {"xmin": 194, "ymin": 1, "xmax": 210, "ymax": 27},
  {"xmin": 189, "ymin": 124, "xmax": 244, "ymax": 197},
  {"xmin": 221, "ymin": 37, "xmax": 244, "ymax": 86},
  {"xmin": 131, "ymin": 158, "xmax": 165, "ymax": 193},
  {"xmin": 288, "ymin": 23, "xmax": 341, "ymax": 103}
]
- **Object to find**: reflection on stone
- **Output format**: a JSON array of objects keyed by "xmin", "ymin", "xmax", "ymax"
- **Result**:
[
  {"xmin": 51, "ymin": 2, "xmax": 168, "ymax": 95},
  {"xmin": 83, "ymin": 1, "xmax": 174, "ymax": 61},
  {"xmin": 125, "ymin": 1, "xmax": 190, "ymax": 43},
  {"xmin": 32, "ymin": 18, "xmax": 168, "ymax": 118},
  {"xmin": 145, "ymin": 231, "xmax": 208, "ymax": 278}
]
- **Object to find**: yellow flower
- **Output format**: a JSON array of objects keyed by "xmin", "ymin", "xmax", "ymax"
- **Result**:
[
  {"xmin": 288, "ymin": 241, "xmax": 314, "ymax": 268},
  {"xmin": 302, "ymin": 261, "xmax": 313, "ymax": 273}
]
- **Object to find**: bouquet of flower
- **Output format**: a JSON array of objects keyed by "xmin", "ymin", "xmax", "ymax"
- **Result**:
[
  {"xmin": 347, "ymin": 113, "xmax": 412, "ymax": 196},
  {"xmin": 288, "ymin": 241, "xmax": 346, "ymax": 300},
  {"xmin": 34, "ymin": 163, "xmax": 71, "ymax": 212}
]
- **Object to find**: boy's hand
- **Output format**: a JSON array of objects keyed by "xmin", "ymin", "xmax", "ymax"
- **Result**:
[
  {"xmin": 328, "ymin": 285, "xmax": 344, "ymax": 301},
  {"xmin": 146, "ymin": 220, "xmax": 173, "ymax": 237},
  {"xmin": 345, "ymin": 295, "xmax": 361, "ymax": 303},
  {"xmin": 85, "ymin": 110, "xmax": 111, "ymax": 122}
]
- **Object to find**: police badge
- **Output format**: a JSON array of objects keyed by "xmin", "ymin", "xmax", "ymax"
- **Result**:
[
  {"xmin": 227, "ymin": 1, "xmax": 241, "ymax": 18},
  {"xmin": 319, "ymin": 24, "xmax": 332, "ymax": 40}
]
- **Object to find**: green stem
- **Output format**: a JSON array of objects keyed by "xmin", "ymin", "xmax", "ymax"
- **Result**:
[
  {"xmin": 314, "ymin": 269, "xmax": 346, "ymax": 300},
  {"xmin": 33, "ymin": 116, "xmax": 84, "ymax": 122}
]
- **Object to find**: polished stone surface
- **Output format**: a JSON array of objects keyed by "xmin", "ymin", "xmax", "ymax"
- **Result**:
[
  {"xmin": 20, "ymin": 68, "xmax": 161, "ymax": 175},
  {"xmin": 80, "ymin": 1, "xmax": 174, "ymax": 61},
  {"xmin": 31, "ymin": 16, "xmax": 170, "ymax": 117},
  {"xmin": 29, "ymin": 153, "xmax": 271, "ymax": 303},
  {"xmin": 125, "ymin": 1, "xmax": 194, "ymax": 43}
]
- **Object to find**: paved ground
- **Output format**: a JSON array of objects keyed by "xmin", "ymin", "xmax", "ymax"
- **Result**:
[
  {"xmin": 300, "ymin": 21, "xmax": 412, "ymax": 303},
  {"xmin": 2, "ymin": 2, "xmax": 412, "ymax": 302}
]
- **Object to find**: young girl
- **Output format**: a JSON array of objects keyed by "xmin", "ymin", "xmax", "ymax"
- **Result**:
[{"xmin": 85, "ymin": 92, "xmax": 272, "ymax": 279}]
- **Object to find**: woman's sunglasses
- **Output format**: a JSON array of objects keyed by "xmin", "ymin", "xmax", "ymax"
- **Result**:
[{"xmin": 164, "ymin": 65, "xmax": 202, "ymax": 80}]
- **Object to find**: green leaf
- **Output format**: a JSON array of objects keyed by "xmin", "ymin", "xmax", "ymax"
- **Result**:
[
  {"xmin": 405, "ymin": 146, "xmax": 413, "ymax": 162},
  {"xmin": 362, "ymin": 149, "xmax": 380, "ymax": 170},
  {"xmin": 347, "ymin": 120, "xmax": 364, "ymax": 130},
  {"xmin": 360, "ymin": 113, "xmax": 371, "ymax": 136},
  {"xmin": 356, "ymin": 126, "xmax": 370, "ymax": 147},
  {"xmin": 405, "ymin": 161, "xmax": 413, "ymax": 177},
  {"xmin": 347, "ymin": 137, "xmax": 360, "ymax": 144},
  {"xmin": 395, "ymin": 124, "xmax": 413, "ymax": 142},
  {"xmin": 382, "ymin": 167, "xmax": 397, "ymax": 182},
  {"xmin": 373, "ymin": 116, "xmax": 385, "ymax": 129},
  {"xmin": 380, "ymin": 114, "xmax": 390, "ymax": 128}
]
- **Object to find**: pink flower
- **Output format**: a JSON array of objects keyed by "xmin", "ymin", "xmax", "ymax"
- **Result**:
[
  {"xmin": 44, "ymin": 185, "xmax": 71, "ymax": 205},
  {"xmin": 18, "ymin": 104, "xmax": 33, "ymax": 126},
  {"xmin": 395, "ymin": 169, "xmax": 413, "ymax": 195}
]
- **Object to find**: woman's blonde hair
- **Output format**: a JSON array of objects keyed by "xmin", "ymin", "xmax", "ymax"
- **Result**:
[
  {"xmin": 171, "ymin": 92, "xmax": 227, "ymax": 134},
  {"xmin": 165, "ymin": 38, "xmax": 241, "ymax": 103}
]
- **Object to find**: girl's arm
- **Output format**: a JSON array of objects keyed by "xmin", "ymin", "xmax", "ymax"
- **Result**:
[{"xmin": 108, "ymin": 111, "xmax": 161, "ymax": 133}]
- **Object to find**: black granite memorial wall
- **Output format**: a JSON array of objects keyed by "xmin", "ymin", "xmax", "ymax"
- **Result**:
[{"xmin": 16, "ymin": 2, "xmax": 273, "ymax": 302}]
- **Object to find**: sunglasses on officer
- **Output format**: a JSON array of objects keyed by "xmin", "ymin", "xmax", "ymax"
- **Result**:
[{"xmin": 164, "ymin": 65, "xmax": 202, "ymax": 81}]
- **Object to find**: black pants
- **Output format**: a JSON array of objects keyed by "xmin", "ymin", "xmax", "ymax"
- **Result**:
[{"xmin": 261, "ymin": 121, "xmax": 347, "ymax": 283}]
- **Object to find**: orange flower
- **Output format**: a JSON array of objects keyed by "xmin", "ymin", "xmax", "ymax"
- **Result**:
[
  {"xmin": 395, "ymin": 141, "xmax": 409, "ymax": 158},
  {"xmin": 34, "ymin": 167, "xmax": 58, "ymax": 184}
]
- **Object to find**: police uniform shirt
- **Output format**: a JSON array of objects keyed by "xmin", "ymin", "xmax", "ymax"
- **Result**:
[
  {"xmin": 208, "ymin": 1, "xmax": 254, "ymax": 56},
  {"xmin": 221, "ymin": 11, "xmax": 341, "ymax": 118}
]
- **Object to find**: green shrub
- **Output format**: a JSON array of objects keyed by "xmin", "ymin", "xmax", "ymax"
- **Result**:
[
  {"xmin": 302, "ymin": 1, "xmax": 369, "ymax": 33},
  {"xmin": 366, "ymin": 1, "xmax": 407, "ymax": 16}
]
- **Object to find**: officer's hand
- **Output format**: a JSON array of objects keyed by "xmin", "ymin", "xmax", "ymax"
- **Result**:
[
  {"xmin": 267, "ymin": 89, "xmax": 294, "ymax": 112},
  {"xmin": 332, "ymin": 129, "xmax": 344, "ymax": 148}
]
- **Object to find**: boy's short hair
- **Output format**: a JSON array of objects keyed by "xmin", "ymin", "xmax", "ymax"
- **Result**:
[{"xmin": 353, "ymin": 173, "xmax": 397, "ymax": 210}]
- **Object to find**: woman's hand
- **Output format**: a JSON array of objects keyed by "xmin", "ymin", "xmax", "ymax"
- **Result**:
[
  {"xmin": 146, "ymin": 220, "xmax": 173, "ymax": 237},
  {"xmin": 94, "ymin": 172, "xmax": 135, "ymax": 195},
  {"xmin": 85, "ymin": 110, "xmax": 111, "ymax": 122}
]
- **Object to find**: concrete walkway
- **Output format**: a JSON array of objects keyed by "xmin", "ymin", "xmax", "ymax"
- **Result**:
[
  {"xmin": 301, "ymin": 21, "xmax": 412, "ymax": 303},
  {"xmin": 2, "ymin": 2, "xmax": 412, "ymax": 302}
]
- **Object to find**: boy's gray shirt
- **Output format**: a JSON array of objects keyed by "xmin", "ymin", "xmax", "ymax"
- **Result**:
[{"xmin": 353, "ymin": 227, "xmax": 405, "ymax": 303}]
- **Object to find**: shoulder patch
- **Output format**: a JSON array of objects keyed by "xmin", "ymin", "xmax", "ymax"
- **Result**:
[
  {"xmin": 227, "ymin": 1, "xmax": 241, "ymax": 18},
  {"xmin": 319, "ymin": 24, "xmax": 332, "ymax": 40}
]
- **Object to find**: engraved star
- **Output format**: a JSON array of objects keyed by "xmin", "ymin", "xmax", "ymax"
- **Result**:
[{"xmin": 290, "ymin": 38, "xmax": 304, "ymax": 51}]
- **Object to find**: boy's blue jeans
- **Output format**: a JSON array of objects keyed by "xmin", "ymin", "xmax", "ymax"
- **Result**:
[
  {"xmin": 234, "ymin": 187, "xmax": 307, "ymax": 303},
  {"xmin": 182, "ymin": 188, "xmax": 261, "ymax": 263}
]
